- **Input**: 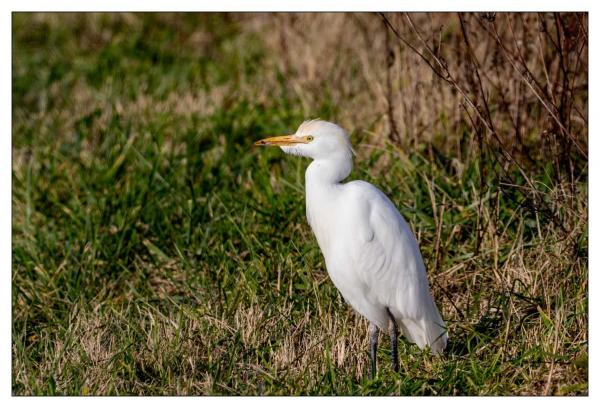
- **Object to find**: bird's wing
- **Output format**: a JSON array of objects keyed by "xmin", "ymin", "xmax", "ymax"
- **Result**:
[
  {"xmin": 342, "ymin": 181, "xmax": 447, "ymax": 351},
  {"xmin": 343, "ymin": 181, "xmax": 427, "ymax": 312}
]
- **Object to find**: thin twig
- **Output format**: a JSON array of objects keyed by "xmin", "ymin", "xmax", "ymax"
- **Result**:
[
  {"xmin": 378, "ymin": 13, "xmax": 449, "ymax": 83},
  {"xmin": 458, "ymin": 13, "xmax": 496, "ymax": 135},
  {"xmin": 383, "ymin": 16, "xmax": 401, "ymax": 144},
  {"xmin": 487, "ymin": 20, "xmax": 587, "ymax": 159}
]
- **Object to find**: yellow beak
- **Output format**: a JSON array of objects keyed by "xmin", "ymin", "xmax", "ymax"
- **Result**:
[{"xmin": 255, "ymin": 135, "xmax": 308, "ymax": 146}]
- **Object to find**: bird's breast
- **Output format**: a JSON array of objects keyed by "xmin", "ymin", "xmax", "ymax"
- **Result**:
[
  {"xmin": 305, "ymin": 191, "xmax": 339, "ymax": 255},
  {"xmin": 306, "ymin": 203, "xmax": 333, "ymax": 254}
]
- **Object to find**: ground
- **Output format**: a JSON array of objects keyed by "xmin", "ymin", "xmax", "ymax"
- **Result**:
[{"xmin": 12, "ymin": 13, "xmax": 588, "ymax": 395}]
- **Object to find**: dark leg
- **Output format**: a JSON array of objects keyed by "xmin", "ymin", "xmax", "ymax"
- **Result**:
[
  {"xmin": 386, "ymin": 308, "xmax": 399, "ymax": 372},
  {"xmin": 369, "ymin": 323, "xmax": 379, "ymax": 379}
]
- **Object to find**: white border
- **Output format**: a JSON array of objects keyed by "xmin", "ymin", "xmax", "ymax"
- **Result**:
[{"xmin": 2, "ymin": 0, "xmax": 595, "ymax": 406}]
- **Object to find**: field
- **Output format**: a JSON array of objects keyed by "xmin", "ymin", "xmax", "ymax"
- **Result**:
[{"xmin": 12, "ymin": 13, "xmax": 588, "ymax": 395}]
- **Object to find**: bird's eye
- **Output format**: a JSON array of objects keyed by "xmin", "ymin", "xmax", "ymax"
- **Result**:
[{"xmin": 306, "ymin": 136, "xmax": 314, "ymax": 142}]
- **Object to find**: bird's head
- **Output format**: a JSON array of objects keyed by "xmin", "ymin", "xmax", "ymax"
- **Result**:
[{"xmin": 255, "ymin": 119, "xmax": 355, "ymax": 161}]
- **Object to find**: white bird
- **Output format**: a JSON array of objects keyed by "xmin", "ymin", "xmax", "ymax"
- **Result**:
[{"xmin": 255, "ymin": 120, "xmax": 447, "ymax": 378}]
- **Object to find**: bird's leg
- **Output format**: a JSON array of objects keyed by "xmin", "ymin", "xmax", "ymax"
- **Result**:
[
  {"xmin": 386, "ymin": 308, "xmax": 399, "ymax": 373},
  {"xmin": 369, "ymin": 323, "xmax": 379, "ymax": 380}
]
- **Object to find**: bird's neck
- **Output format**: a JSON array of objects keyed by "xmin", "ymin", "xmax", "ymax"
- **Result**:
[
  {"xmin": 304, "ymin": 154, "xmax": 353, "ymax": 252},
  {"xmin": 305, "ymin": 153, "xmax": 353, "ymax": 189}
]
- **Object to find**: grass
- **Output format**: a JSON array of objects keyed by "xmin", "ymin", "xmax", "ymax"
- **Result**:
[{"xmin": 12, "ymin": 13, "xmax": 588, "ymax": 395}]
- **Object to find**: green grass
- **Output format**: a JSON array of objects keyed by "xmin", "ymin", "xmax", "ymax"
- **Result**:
[{"xmin": 12, "ymin": 13, "xmax": 588, "ymax": 395}]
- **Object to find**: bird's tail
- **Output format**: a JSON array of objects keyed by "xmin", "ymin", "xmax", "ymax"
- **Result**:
[
  {"xmin": 396, "ymin": 307, "xmax": 448, "ymax": 354},
  {"xmin": 422, "ymin": 317, "xmax": 448, "ymax": 355}
]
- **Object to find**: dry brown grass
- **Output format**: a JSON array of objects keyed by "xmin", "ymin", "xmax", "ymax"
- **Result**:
[{"xmin": 243, "ymin": 13, "xmax": 587, "ymax": 158}]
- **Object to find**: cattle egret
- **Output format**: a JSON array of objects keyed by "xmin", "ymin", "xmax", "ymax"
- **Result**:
[{"xmin": 255, "ymin": 120, "xmax": 447, "ymax": 378}]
